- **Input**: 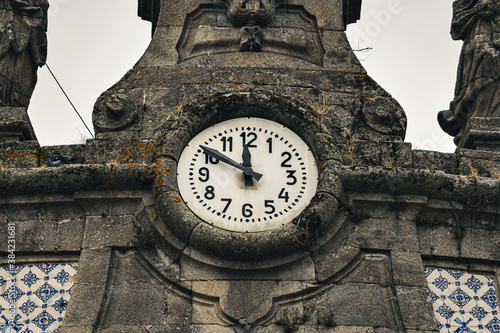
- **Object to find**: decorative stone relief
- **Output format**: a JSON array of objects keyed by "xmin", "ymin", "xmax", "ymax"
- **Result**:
[
  {"xmin": 93, "ymin": 92, "xmax": 140, "ymax": 134},
  {"xmin": 176, "ymin": 4, "xmax": 325, "ymax": 66},
  {"xmin": 425, "ymin": 268, "xmax": 500, "ymax": 332},
  {"xmin": 227, "ymin": 0, "xmax": 277, "ymax": 26},
  {"xmin": 438, "ymin": 0, "xmax": 500, "ymax": 146},
  {"xmin": 226, "ymin": 0, "xmax": 277, "ymax": 51},
  {"xmin": 0, "ymin": 263, "xmax": 78, "ymax": 333}
]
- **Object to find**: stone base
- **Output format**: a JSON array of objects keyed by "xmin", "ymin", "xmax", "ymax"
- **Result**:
[
  {"xmin": 0, "ymin": 107, "xmax": 37, "ymax": 142},
  {"xmin": 460, "ymin": 117, "xmax": 500, "ymax": 151}
]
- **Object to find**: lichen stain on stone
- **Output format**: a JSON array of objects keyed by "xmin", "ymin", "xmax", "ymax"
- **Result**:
[
  {"xmin": 116, "ymin": 140, "xmax": 157, "ymax": 163},
  {"xmin": 3, "ymin": 152, "xmax": 37, "ymax": 159}
]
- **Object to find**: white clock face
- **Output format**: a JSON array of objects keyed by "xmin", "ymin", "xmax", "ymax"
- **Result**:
[{"xmin": 177, "ymin": 117, "xmax": 318, "ymax": 232}]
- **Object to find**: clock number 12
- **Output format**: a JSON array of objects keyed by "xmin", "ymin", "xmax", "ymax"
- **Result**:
[{"xmin": 240, "ymin": 132, "xmax": 257, "ymax": 148}]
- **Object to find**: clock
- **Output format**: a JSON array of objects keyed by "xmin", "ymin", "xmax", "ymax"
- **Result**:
[{"xmin": 177, "ymin": 117, "xmax": 319, "ymax": 232}]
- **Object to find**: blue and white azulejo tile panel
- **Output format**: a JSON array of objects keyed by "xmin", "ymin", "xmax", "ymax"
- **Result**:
[
  {"xmin": 425, "ymin": 268, "xmax": 500, "ymax": 333},
  {"xmin": 0, "ymin": 263, "xmax": 78, "ymax": 333}
]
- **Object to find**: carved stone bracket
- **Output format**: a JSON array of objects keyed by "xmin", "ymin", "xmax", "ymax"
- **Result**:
[
  {"xmin": 93, "ymin": 92, "xmax": 140, "ymax": 134},
  {"xmin": 240, "ymin": 25, "xmax": 263, "ymax": 51},
  {"xmin": 226, "ymin": 0, "xmax": 277, "ymax": 52}
]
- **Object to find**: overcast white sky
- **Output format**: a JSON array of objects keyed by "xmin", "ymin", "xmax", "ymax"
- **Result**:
[{"xmin": 28, "ymin": 0, "xmax": 461, "ymax": 153}]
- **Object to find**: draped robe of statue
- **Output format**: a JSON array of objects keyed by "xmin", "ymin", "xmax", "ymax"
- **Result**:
[
  {"xmin": 438, "ymin": 0, "xmax": 500, "ymax": 145},
  {"xmin": 0, "ymin": 0, "xmax": 48, "ymax": 107}
]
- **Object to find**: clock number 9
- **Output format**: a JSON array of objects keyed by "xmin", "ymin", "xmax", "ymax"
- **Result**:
[
  {"xmin": 242, "ymin": 203, "xmax": 253, "ymax": 218},
  {"xmin": 198, "ymin": 167, "xmax": 209, "ymax": 182}
]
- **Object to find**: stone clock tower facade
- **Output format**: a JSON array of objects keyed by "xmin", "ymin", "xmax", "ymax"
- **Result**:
[{"xmin": 1, "ymin": 1, "xmax": 500, "ymax": 332}]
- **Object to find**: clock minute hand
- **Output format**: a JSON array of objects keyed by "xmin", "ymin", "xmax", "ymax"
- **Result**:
[{"xmin": 200, "ymin": 145, "xmax": 263, "ymax": 181}]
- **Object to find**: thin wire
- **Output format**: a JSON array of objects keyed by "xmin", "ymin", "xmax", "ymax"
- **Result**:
[{"xmin": 45, "ymin": 63, "xmax": 95, "ymax": 138}]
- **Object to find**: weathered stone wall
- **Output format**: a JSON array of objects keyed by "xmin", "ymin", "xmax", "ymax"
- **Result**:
[{"xmin": 1, "ymin": 140, "xmax": 500, "ymax": 332}]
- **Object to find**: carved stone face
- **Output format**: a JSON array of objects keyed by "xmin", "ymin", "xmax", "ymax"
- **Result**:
[{"xmin": 227, "ymin": 0, "xmax": 278, "ymax": 26}]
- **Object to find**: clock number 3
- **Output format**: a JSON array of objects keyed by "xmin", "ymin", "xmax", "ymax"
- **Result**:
[{"xmin": 286, "ymin": 170, "xmax": 297, "ymax": 185}]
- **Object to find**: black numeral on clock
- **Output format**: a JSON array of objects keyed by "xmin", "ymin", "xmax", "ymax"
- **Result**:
[
  {"xmin": 221, "ymin": 137, "xmax": 233, "ymax": 152},
  {"xmin": 278, "ymin": 188, "xmax": 289, "ymax": 202},
  {"xmin": 286, "ymin": 170, "xmax": 297, "ymax": 185},
  {"xmin": 241, "ymin": 132, "xmax": 257, "ymax": 148},
  {"xmin": 221, "ymin": 198, "xmax": 232, "ymax": 213},
  {"xmin": 205, "ymin": 153, "xmax": 219, "ymax": 165},
  {"xmin": 281, "ymin": 152, "xmax": 292, "ymax": 167},
  {"xmin": 242, "ymin": 203, "xmax": 253, "ymax": 217},
  {"xmin": 264, "ymin": 200, "xmax": 275, "ymax": 214},
  {"xmin": 204, "ymin": 186, "xmax": 215, "ymax": 200},
  {"xmin": 266, "ymin": 137, "xmax": 272, "ymax": 153},
  {"xmin": 198, "ymin": 167, "xmax": 209, "ymax": 182}
]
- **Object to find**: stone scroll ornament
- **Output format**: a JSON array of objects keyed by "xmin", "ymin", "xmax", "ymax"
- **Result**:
[
  {"xmin": 0, "ymin": 0, "xmax": 48, "ymax": 108},
  {"xmin": 227, "ymin": 0, "xmax": 277, "ymax": 52},
  {"xmin": 438, "ymin": 0, "xmax": 500, "ymax": 145}
]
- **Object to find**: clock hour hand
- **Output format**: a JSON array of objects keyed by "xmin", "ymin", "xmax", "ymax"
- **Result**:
[
  {"xmin": 242, "ymin": 144, "xmax": 254, "ymax": 187},
  {"xmin": 200, "ymin": 145, "xmax": 263, "ymax": 181}
]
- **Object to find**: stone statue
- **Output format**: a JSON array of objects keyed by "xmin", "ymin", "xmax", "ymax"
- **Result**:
[
  {"xmin": 438, "ymin": 0, "xmax": 500, "ymax": 145},
  {"xmin": 0, "ymin": 0, "xmax": 48, "ymax": 107}
]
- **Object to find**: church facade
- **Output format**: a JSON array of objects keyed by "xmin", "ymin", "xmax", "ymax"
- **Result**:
[{"xmin": 1, "ymin": 1, "xmax": 500, "ymax": 332}]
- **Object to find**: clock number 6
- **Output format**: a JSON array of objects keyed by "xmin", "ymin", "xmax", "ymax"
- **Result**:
[{"xmin": 242, "ymin": 203, "xmax": 253, "ymax": 218}]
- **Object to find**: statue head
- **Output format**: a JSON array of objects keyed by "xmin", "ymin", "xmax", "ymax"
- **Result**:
[{"xmin": 227, "ymin": 0, "xmax": 279, "ymax": 26}]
